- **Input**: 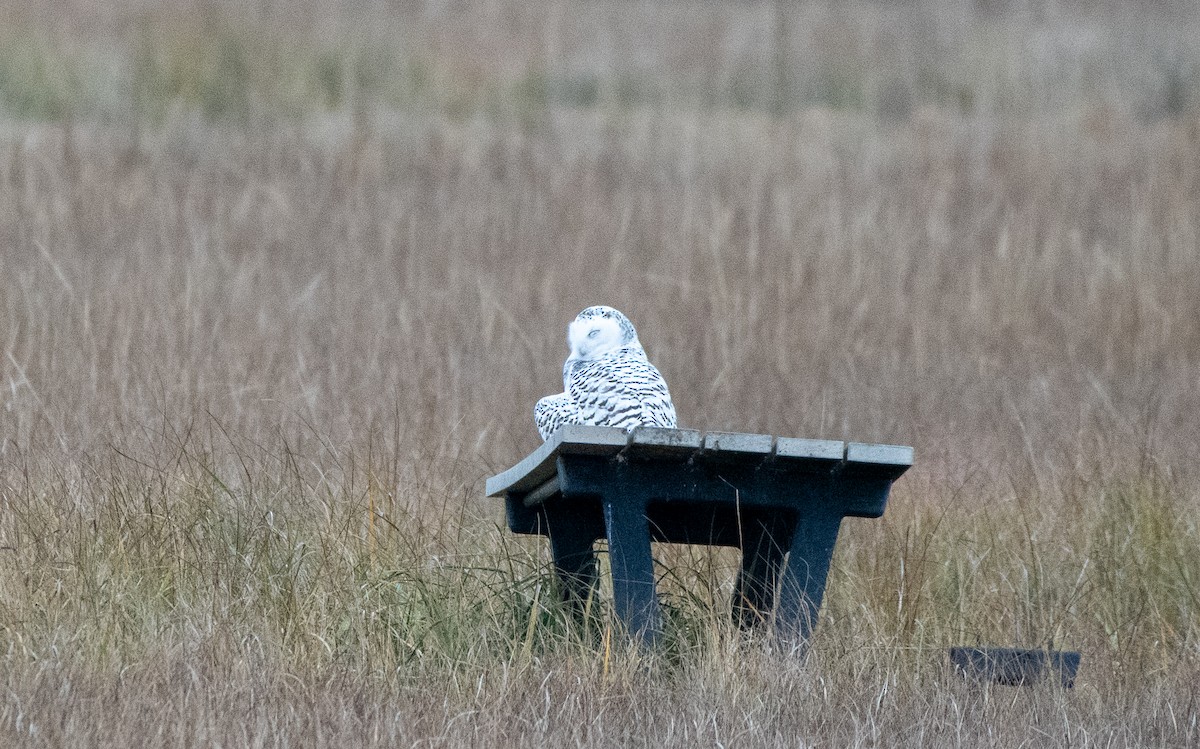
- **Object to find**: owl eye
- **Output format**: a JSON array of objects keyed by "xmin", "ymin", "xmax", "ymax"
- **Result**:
[{"xmin": 587, "ymin": 329, "xmax": 600, "ymax": 339}]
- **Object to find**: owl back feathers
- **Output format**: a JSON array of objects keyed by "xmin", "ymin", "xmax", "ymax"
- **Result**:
[{"xmin": 534, "ymin": 308, "xmax": 677, "ymax": 441}]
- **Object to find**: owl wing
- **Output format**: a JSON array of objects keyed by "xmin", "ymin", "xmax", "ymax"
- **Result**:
[
  {"xmin": 569, "ymin": 352, "xmax": 677, "ymax": 431},
  {"xmin": 535, "ymin": 392, "xmax": 580, "ymax": 441}
]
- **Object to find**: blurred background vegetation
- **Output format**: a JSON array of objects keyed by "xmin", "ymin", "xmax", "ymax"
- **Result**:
[
  {"xmin": 2, "ymin": 1, "xmax": 1200, "ymax": 745},
  {"xmin": 0, "ymin": 0, "xmax": 1197, "ymax": 126}
]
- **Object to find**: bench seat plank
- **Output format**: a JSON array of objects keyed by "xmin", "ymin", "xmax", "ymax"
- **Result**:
[
  {"xmin": 703, "ymin": 431, "xmax": 775, "ymax": 457},
  {"xmin": 626, "ymin": 426, "xmax": 703, "ymax": 459},
  {"xmin": 484, "ymin": 424, "xmax": 627, "ymax": 497},
  {"xmin": 774, "ymin": 437, "xmax": 845, "ymax": 462}
]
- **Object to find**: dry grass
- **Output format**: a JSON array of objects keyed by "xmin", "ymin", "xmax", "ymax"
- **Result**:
[{"xmin": 2, "ymin": 0, "xmax": 1200, "ymax": 746}]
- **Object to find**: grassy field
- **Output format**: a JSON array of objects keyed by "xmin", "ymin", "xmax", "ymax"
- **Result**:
[{"xmin": 2, "ymin": 0, "xmax": 1200, "ymax": 745}]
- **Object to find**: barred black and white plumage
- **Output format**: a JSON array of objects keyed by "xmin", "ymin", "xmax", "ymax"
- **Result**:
[{"xmin": 534, "ymin": 306, "xmax": 677, "ymax": 441}]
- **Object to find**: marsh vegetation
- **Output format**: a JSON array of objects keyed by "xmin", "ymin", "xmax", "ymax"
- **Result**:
[{"xmin": 1, "ymin": 0, "xmax": 1199, "ymax": 745}]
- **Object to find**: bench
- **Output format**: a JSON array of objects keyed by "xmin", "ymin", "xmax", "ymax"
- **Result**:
[{"xmin": 485, "ymin": 425, "xmax": 912, "ymax": 645}]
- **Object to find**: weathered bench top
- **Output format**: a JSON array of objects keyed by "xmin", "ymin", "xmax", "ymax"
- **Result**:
[{"xmin": 485, "ymin": 424, "xmax": 913, "ymax": 498}]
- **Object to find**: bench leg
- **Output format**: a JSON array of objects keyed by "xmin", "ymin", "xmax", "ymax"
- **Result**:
[
  {"xmin": 776, "ymin": 509, "xmax": 844, "ymax": 644},
  {"xmin": 544, "ymin": 505, "xmax": 601, "ymax": 613},
  {"xmin": 733, "ymin": 514, "xmax": 789, "ymax": 629},
  {"xmin": 602, "ymin": 496, "xmax": 662, "ymax": 644}
]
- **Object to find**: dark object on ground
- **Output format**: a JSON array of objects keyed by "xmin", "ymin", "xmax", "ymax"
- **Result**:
[
  {"xmin": 486, "ymin": 425, "xmax": 913, "ymax": 646},
  {"xmin": 949, "ymin": 646, "xmax": 1081, "ymax": 688}
]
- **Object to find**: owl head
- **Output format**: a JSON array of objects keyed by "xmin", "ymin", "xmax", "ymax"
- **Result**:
[{"xmin": 567, "ymin": 306, "xmax": 639, "ymax": 361}]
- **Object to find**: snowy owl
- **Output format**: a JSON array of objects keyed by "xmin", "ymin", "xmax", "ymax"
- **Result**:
[{"xmin": 534, "ymin": 306, "xmax": 678, "ymax": 441}]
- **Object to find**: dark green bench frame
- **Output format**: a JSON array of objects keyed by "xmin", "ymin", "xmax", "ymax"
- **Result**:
[{"xmin": 486, "ymin": 425, "xmax": 912, "ymax": 645}]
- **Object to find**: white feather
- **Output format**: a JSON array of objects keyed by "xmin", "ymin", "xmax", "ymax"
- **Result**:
[{"xmin": 535, "ymin": 306, "xmax": 677, "ymax": 440}]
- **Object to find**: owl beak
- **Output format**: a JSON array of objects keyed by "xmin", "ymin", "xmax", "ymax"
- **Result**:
[{"xmin": 567, "ymin": 337, "xmax": 587, "ymax": 362}]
